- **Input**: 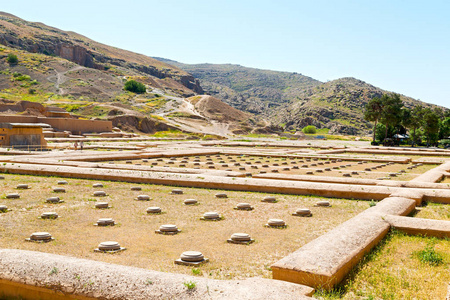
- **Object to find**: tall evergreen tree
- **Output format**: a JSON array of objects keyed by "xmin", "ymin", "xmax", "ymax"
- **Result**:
[
  {"xmin": 380, "ymin": 93, "xmax": 403, "ymax": 143},
  {"xmin": 409, "ymin": 105, "xmax": 424, "ymax": 146},
  {"xmin": 364, "ymin": 97, "xmax": 383, "ymax": 142},
  {"xmin": 422, "ymin": 108, "xmax": 440, "ymax": 146}
]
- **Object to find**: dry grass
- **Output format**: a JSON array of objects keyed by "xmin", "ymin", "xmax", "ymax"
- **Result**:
[
  {"xmin": 0, "ymin": 173, "xmax": 368, "ymax": 280},
  {"xmin": 114, "ymin": 155, "xmax": 435, "ymax": 181},
  {"xmin": 314, "ymin": 231, "xmax": 450, "ymax": 300},
  {"xmin": 415, "ymin": 203, "xmax": 450, "ymax": 221},
  {"xmin": 440, "ymin": 177, "xmax": 450, "ymax": 184}
]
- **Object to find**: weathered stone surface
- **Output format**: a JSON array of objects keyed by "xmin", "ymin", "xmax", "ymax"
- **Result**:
[
  {"xmin": 29, "ymin": 232, "xmax": 52, "ymax": 241},
  {"xmin": 41, "ymin": 212, "xmax": 58, "ymax": 219},
  {"xmin": 98, "ymin": 241, "xmax": 121, "ymax": 251},
  {"xmin": 96, "ymin": 218, "xmax": 115, "ymax": 226},
  {"xmin": 385, "ymin": 215, "xmax": 450, "ymax": 238},
  {"xmin": 180, "ymin": 251, "xmax": 204, "ymax": 262},
  {"xmin": 146, "ymin": 206, "xmax": 162, "ymax": 214},
  {"xmin": 93, "ymin": 191, "xmax": 107, "ymax": 197},
  {"xmin": 184, "ymin": 199, "xmax": 197, "ymax": 205},
  {"xmin": 272, "ymin": 196, "xmax": 416, "ymax": 289},
  {"xmin": 95, "ymin": 202, "xmax": 109, "ymax": 209}
]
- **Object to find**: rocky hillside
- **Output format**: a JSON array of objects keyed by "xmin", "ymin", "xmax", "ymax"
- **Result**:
[
  {"xmin": 0, "ymin": 12, "xmax": 202, "ymax": 97},
  {"xmin": 0, "ymin": 12, "xmax": 259, "ymax": 137},
  {"xmin": 154, "ymin": 58, "xmax": 321, "ymax": 114},
  {"xmin": 272, "ymin": 77, "xmax": 442, "ymax": 135},
  {"xmin": 156, "ymin": 59, "xmax": 445, "ymax": 135}
]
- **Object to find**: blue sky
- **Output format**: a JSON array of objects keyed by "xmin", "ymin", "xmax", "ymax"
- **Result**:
[{"xmin": 2, "ymin": 0, "xmax": 449, "ymax": 108}]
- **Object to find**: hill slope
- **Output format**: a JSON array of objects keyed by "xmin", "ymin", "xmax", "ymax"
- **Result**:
[
  {"xmin": 156, "ymin": 59, "xmax": 446, "ymax": 135},
  {"xmin": 154, "ymin": 58, "xmax": 322, "ymax": 114},
  {"xmin": 0, "ymin": 12, "xmax": 202, "ymax": 97},
  {"xmin": 0, "ymin": 12, "xmax": 256, "ymax": 137}
]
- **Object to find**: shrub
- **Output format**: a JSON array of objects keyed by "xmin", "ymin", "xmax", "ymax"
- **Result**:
[
  {"xmin": 6, "ymin": 53, "xmax": 18, "ymax": 64},
  {"xmin": 124, "ymin": 80, "xmax": 146, "ymax": 93},
  {"xmin": 302, "ymin": 125, "xmax": 317, "ymax": 134}
]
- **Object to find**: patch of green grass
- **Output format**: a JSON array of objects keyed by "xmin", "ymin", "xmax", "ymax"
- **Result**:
[
  {"xmin": 415, "ymin": 241, "xmax": 444, "ymax": 266},
  {"xmin": 192, "ymin": 268, "xmax": 202, "ymax": 276}
]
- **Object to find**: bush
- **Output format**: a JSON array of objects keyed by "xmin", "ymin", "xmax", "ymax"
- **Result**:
[
  {"xmin": 6, "ymin": 53, "xmax": 18, "ymax": 64},
  {"xmin": 124, "ymin": 80, "xmax": 146, "ymax": 93},
  {"xmin": 302, "ymin": 125, "xmax": 317, "ymax": 134}
]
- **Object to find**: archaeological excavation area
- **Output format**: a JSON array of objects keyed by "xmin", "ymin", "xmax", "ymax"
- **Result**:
[{"xmin": 1, "ymin": 139, "xmax": 450, "ymax": 299}]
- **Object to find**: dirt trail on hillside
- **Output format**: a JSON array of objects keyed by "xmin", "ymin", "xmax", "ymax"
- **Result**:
[{"xmin": 47, "ymin": 66, "xmax": 85, "ymax": 95}]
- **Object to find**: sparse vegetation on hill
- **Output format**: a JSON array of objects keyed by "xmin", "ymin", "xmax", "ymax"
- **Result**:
[
  {"xmin": 156, "ymin": 58, "xmax": 447, "ymax": 135},
  {"xmin": 124, "ymin": 80, "xmax": 146, "ymax": 94},
  {"xmin": 6, "ymin": 53, "xmax": 18, "ymax": 64}
]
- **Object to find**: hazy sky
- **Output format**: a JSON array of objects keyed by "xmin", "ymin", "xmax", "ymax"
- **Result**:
[{"xmin": 2, "ymin": 0, "xmax": 449, "ymax": 108}]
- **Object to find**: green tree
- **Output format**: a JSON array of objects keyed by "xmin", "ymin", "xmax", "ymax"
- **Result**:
[
  {"xmin": 422, "ymin": 108, "xmax": 440, "ymax": 146},
  {"xmin": 6, "ymin": 53, "xmax": 18, "ymax": 64},
  {"xmin": 409, "ymin": 105, "xmax": 424, "ymax": 146},
  {"xmin": 439, "ymin": 117, "xmax": 450, "ymax": 140},
  {"xmin": 302, "ymin": 125, "xmax": 316, "ymax": 134},
  {"xmin": 364, "ymin": 96, "xmax": 383, "ymax": 142},
  {"xmin": 124, "ymin": 80, "xmax": 146, "ymax": 93},
  {"xmin": 380, "ymin": 93, "xmax": 403, "ymax": 143}
]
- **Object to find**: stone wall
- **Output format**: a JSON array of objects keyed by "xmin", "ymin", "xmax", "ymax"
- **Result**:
[{"xmin": 0, "ymin": 115, "xmax": 112, "ymax": 134}]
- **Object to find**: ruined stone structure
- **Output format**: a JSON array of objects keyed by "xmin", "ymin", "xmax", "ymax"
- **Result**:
[{"xmin": 0, "ymin": 123, "xmax": 47, "ymax": 148}]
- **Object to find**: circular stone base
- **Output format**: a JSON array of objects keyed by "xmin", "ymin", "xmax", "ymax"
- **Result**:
[
  {"xmin": 201, "ymin": 212, "xmax": 221, "ymax": 221},
  {"xmin": 171, "ymin": 189, "xmax": 183, "ymax": 195},
  {"xmin": 175, "ymin": 258, "xmax": 209, "ymax": 266},
  {"xmin": 95, "ymin": 218, "xmax": 115, "ymax": 226},
  {"xmin": 40, "ymin": 212, "xmax": 59, "ymax": 219},
  {"xmin": 146, "ymin": 207, "xmax": 162, "ymax": 214},
  {"xmin": 95, "ymin": 202, "xmax": 110, "ymax": 209},
  {"xmin": 26, "ymin": 232, "xmax": 53, "ymax": 243},
  {"xmin": 292, "ymin": 208, "xmax": 312, "ymax": 217},
  {"xmin": 95, "ymin": 241, "xmax": 126, "ymax": 253},
  {"xmin": 136, "ymin": 195, "xmax": 150, "ymax": 201},
  {"xmin": 16, "ymin": 184, "xmax": 29, "ymax": 189},
  {"xmin": 315, "ymin": 201, "xmax": 331, "ymax": 207},
  {"xmin": 93, "ymin": 183, "xmax": 104, "ymax": 188},
  {"xmin": 267, "ymin": 218, "xmax": 286, "ymax": 226},
  {"xmin": 6, "ymin": 193, "xmax": 20, "ymax": 199},
  {"xmin": 215, "ymin": 193, "xmax": 227, "ymax": 198},
  {"xmin": 261, "ymin": 196, "xmax": 277, "ymax": 203},
  {"xmin": 184, "ymin": 199, "xmax": 198, "ymax": 205},
  {"xmin": 131, "ymin": 186, "xmax": 142, "ymax": 191},
  {"xmin": 155, "ymin": 229, "xmax": 181, "ymax": 235},
  {"xmin": 227, "ymin": 239, "xmax": 255, "ymax": 245},
  {"xmin": 0, "ymin": 205, "xmax": 8, "ymax": 213},
  {"xmin": 234, "ymin": 203, "xmax": 254, "ymax": 210},
  {"xmin": 53, "ymin": 187, "xmax": 66, "ymax": 193},
  {"xmin": 93, "ymin": 191, "xmax": 107, "ymax": 197},
  {"xmin": 46, "ymin": 197, "xmax": 63, "ymax": 204}
]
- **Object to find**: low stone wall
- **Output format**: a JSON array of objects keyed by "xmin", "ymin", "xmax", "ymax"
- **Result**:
[
  {"xmin": 0, "ymin": 115, "xmax": 112, "ymax": 134},
  {"xmin": 271, "ymin": 196, "xmax": 417, "ymax": 289},
  {"xmin": 2, "ymin": 162, "xmax": 450, "ymax": 203},
  {"xmin": 0, "ymin": 249, "xmax": 313, "ymax": 300},
  {"xmin": 385, "ymin": 215, "xmax": 450, "ymax": 238},
  {"xmin": 411, "ymin": 161, "xmax": 450, "ymax": 183}
]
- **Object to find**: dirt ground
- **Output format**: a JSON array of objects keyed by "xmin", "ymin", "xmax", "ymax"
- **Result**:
[{"xmin": 0, "ymin": 173, "xmax": 368, "ymax": 280}]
